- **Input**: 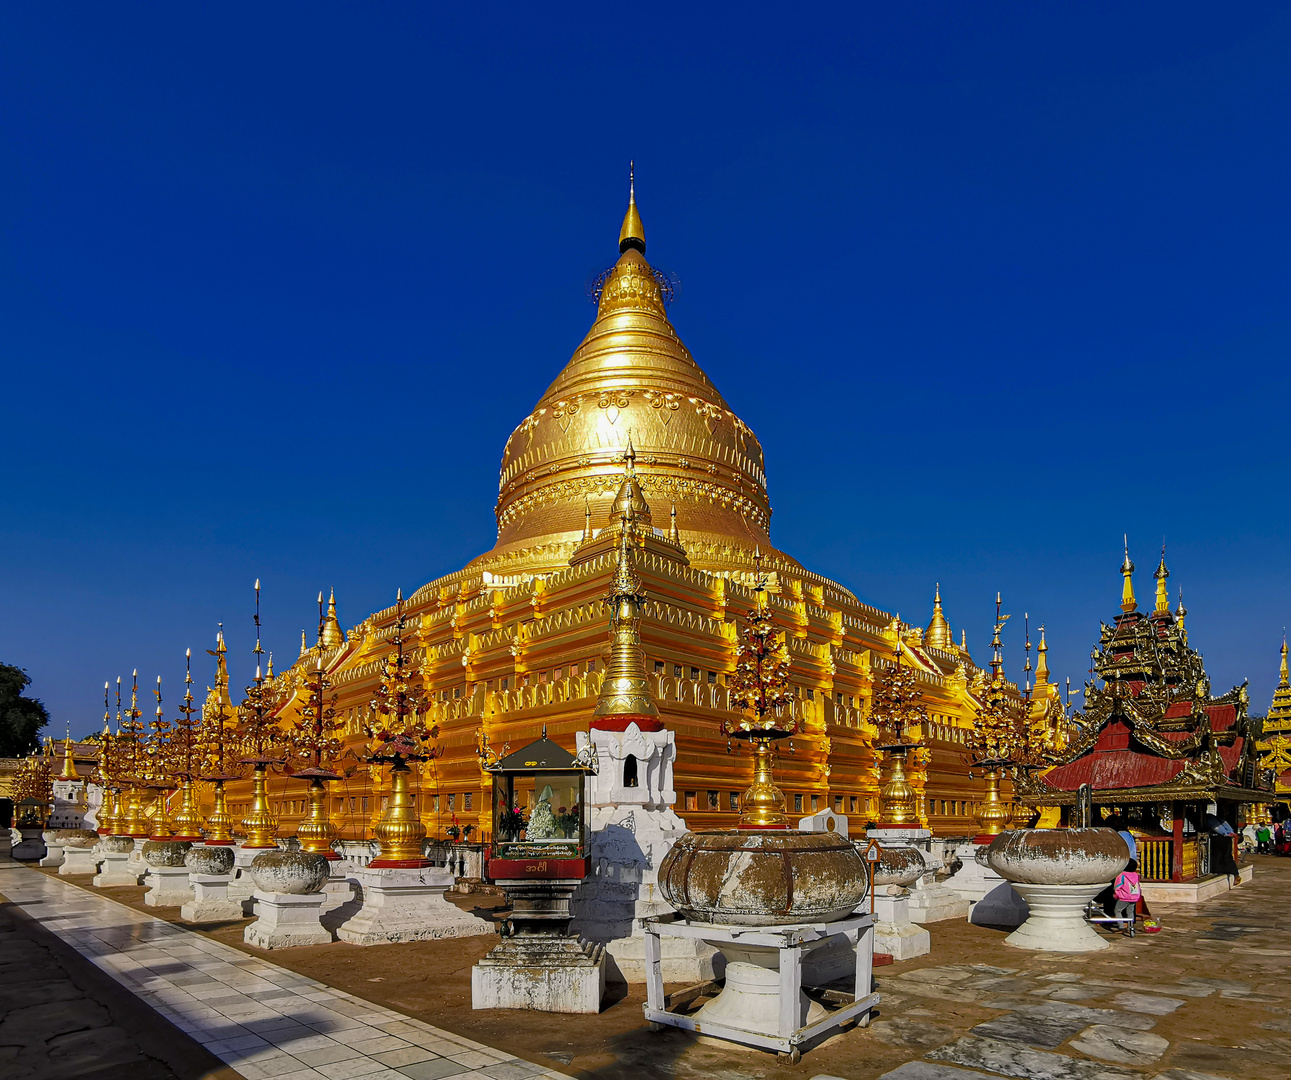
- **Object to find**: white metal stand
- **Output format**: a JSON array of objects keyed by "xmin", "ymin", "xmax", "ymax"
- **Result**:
[{"xmin": 642, "ymin": 913, "xmax": 878, "ymax": 1063}]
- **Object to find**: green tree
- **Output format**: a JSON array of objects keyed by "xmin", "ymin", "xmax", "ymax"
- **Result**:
[{"xmin": 0, "ymin": 665, "xmax": 50, "ymax": 757}]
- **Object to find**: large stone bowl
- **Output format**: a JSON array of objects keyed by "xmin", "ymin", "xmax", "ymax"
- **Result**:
[
  {"xmin": 658, "ymin": 830, "xmax": 867, "ymax": 926},
  {"xmin": 186, "ymin": 844, "xmax": 235, "ymax": 876},
  {"xmin": 100, "ymin": 835, "xmax": 136, "ymax": 854},
  {"xmin": 985, "ymin": 828, "xmax": 1130, "ymax": 885},
  {"xmin": 56, "ymin": 829, "xmax": 101, "ymax": 849},
  {"xmin": 142, "ymin": 840, "xmax": 193, "ymax": 867},
  {"xmin": 250, "ymin": 850, "xmax": 329, "ymax": 895},
  {"xmin": 871, "ymin": 844, "xmax": 929, "ymax": 889},
  {"xmin": 984, "ymin": 828, "xmax": 1131, "ymax": 953}
]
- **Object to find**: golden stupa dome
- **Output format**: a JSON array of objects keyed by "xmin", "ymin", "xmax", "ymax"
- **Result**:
[{"xmin": 470, "ymin": 173, "xmax": 792, "ymax": 577}]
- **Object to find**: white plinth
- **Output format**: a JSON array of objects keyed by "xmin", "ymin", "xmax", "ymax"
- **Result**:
[
  {"xmin": 93, "ymin": 851, "xmax": 142, "ymax": 887},
  {"xmin": 321, "ymin": 872, "xmax": 355, "ymax": 913},
  {"xmin": 60, "ymin": 847, "xmax": 102, "ymax": 876},
  {"xmin": 872, "ymin": 890, "xmax": 931, "ymax": 960},
  {"xmin": 38, "ymin": 843, "xmax": 65, "ymax": 868},
  {"xmin": 244, "ymin": 890, "xmax": 331, "ymax": 949},
  {"xmin": 181, "ymin": 873, "xmax": 245, "ymax": 922},
  {"xmin": 143, "ymin": 865, "xmax": 195, "ymax": 906},
  {"xmin": 1004, "ymin": 882, "xmax": 1111, "ymax": 952},
  {"xmin": 337, "ymin": 866, "xmax": 485, "ymax": 945},
  {"xmin": 472, "ymin": 937, "xmax": 607, "ymax": 1013},
  {"xmin": 907, "ymin": 873, "xmax": 971, "ymax": 923}
]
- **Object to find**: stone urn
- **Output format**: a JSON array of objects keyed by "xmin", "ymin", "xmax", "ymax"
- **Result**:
[
  {"xmin": 871, "ymin": 844, "xmax": 929, "ymax": 891},
  {"xmin": 57, "ymin": 829, "xmax": 101, "ymax": 850},
  {"xmin": 100, "ymin": 835, "xmax": 136, "ymax": 854},
  {"xmin": 659, "ymin": 830, "xmax": 868, "ymax": 926},
  {"xmin": 186, "ymin": 844, "xmax": 235, "ymax": 876},
  {"xmin": 250, "ymin": 850, "xmax": 330, "ymax": 895},
  {"xmin": 142, "ymin": 840, "xmax": 193, "ymax": 867},
  {"xmin": 984, "ymin": 828, "xmax": 1130, "ymax": 952}
]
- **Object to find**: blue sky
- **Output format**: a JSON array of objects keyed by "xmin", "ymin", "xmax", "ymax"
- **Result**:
[{"xmin": 2, "ymin": 4, "xmax": 1288, "ymax": 735}]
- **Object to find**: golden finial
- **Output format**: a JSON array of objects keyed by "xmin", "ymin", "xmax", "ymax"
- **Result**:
[
  {"xmin": 1035, "ymin": 625, "xmax": 1050, "ymax": 685},
  {"xmin": 1154, "ymin": 542, "xmax": 1170, "ymax": 614},
  {"xmin": 57, "ymin": 731, "xmax": 79, "ymax": 781},
  {"xmin": 1280, "ymin": 634, "xmax": 1289, "ymax": 690},
  {"xmin": 619, "ymin": 160, "xmax": 645, "ymax": 255},
  {"xmin": 1176, "ymin": 587, "xmax": 1188, "ymax": 643},
  {"xmin": 668, "ymin": 502, "xmax": 680, "ymax": 544},
  {"xmin": 1120, "ymin": 536, "xmax": 1137, "ymax": 613},
  {"xmin": 321, "ymin": 587, "xmax": 345, "ymax": 648},
  {"xmin": 300, "ymin": 629, "xmax": 308, "ymax": 657},
  {"xmin": 961, "ymin": 628, "xmax": 967, "ymax": 652},
  {"xmin": 582, "ymin": 498, "xmax": 593, "ymax": 542},
  {"xmin": 609, "ymin": 431, "xmax": 652, "ymax": 530},
  {"xmin": 925, "ymin": 582, "xmax": 953, "ymax": 650},
  {"xmin": 266, "ymin": 652, "xmax": 274, "ymax": 679},
  {"xmin": 592, "ymin": 516, "xmax": 658, "ymax": 722}
]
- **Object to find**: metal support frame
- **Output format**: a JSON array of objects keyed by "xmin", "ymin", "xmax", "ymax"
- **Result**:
[{"xmin": 642, "ymin": 913, "xmax": 879, "ymax": 1062}]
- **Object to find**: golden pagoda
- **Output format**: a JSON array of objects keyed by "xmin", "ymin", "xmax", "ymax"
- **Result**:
[
  {"xmin": 223, "ymin": 173, "xmax": 1003, "ymax": 840},
  {"xmin": 1257, "ymin": 637, "xmax": 1291, "ymax": 800}
]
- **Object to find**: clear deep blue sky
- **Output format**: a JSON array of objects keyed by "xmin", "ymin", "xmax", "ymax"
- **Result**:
[{"xmin": 3, "ymin": 5, "xmax": 1289, "ymax": 736}]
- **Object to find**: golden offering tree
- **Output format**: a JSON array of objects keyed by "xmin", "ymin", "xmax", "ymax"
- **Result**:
[
  {"xmin": 115, "ymin": 672, "xmax": 151, "ymax": 837},
  {"xmin": 723, "ymin": 553, "xmax": 796, "ymax": 828},
  {"xmin": 868, "ymin": 624, "xmax": 929, "ymax": 827},
  {"xmin": 237, "ymin": 582, "xmax": 286, "ymax": 849},
  {"xmin": 364, "ymin": 589, "xmax": 441, "ymax": 867},
  {"xmin": 288, "ymin": 592, "xmax": 349, "ymax": 860},
  {"xmin": 144, "ymin": 675, "xmax": 176, "ymax": 839},
  {"xmin": 165, "ymin": 650, "xmax": 207, "ymax": 841},
  {"xmin": 198, "ymin": 627, "xmax": 241, "ymax": 844},
  {"xmin": 13, "ymin": 754, "xmax": 54, "ymax": 825},
  {"xmin": 91, "ymin": 682, "xmax": 120, "ymax": 835}
]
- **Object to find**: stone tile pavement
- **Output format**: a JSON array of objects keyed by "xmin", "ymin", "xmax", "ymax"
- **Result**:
[{"xmin": 0, "ymin": 860, "xmax": 566, "ymax": 1080}]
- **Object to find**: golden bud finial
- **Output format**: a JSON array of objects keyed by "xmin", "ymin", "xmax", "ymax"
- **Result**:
[
  {"xmin": 1036, "ymin": 625, "xmax": 1050, "ymax": 685},
  {"xmin": 619, "ymin": 161, "xmax": 646, "ymax": 255},
  {"xmin": 1120, "ymin": 536, "xmax": 1137, "ymax": 614},
  {"xmin": 668, "ymin": 502, "xmax": 680, "ymax": 544},
  {"xmin": 925, "ymin": 581, "xmax": 953, "ymax": 650},
  {"xmin": 1280, "ymin": 634, "xmax": 1289, "ymax": 690}
]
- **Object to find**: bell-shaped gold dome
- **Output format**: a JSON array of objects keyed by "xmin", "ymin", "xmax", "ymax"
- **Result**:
[{"xmin": 470, "ymin": 178, "xmax": 790, "ymax": 576}]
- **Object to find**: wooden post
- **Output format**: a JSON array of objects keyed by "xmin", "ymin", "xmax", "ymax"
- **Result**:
[{"xmin": 1171, "ymin": 801, "xmax": 1184, "ymax": 882}]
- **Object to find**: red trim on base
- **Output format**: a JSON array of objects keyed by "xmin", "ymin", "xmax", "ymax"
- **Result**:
[
  {"xmin": 240, "ymin": 844, "xmax": 278, "ymax": 850},
  {"xmin": 368, "ymin": 858, "xmax": 432, "ymax": 869},
  {"xmin": 204, "ymin": 840, "xmax": 235, "ymax": 847},
  {"xmin": 873, "ymin": 953, "xmax": 894, "ymax": 967},
  {"xmin": 973, "ymin": 832, "xmax": 1001, "ymax": 845},
  {"xmin": 739, "ymin": 823, "xmax": 791, "ymax": 831},
  {"xmin": 170, "ymin": 834, "xmax": 203, "ymax": 843},
  {"xmin": 322, "ymin": 850, "xmax": 342, "ymax": 861},
  {"xmin": 589, "ymin": 715, "xmax": 665, "ymax": 732}
]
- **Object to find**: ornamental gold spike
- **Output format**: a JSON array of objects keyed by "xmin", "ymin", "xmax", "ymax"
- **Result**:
[
  {"xmin": 1120, "ymin": 536, "xmax": 1137, "ymax": 613},
  {"xmin": 619, "ymin": 160, "xmax": 645, "ymax": 254},
  {"xmin": 592, "ymin": 521, "xmax": 658, "ymax": 722},
  {"xmin": 1154, "ymin": 543, "xmax": 1170, "ymax": 614}
]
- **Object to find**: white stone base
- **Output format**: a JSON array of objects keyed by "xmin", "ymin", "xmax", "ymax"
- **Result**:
[
  {"xmin": 321, "ymin": 876, "xmax": 355, "ymax": 913},
  {"xmin": 694, "ymin": 941, "xmax": 825, "ymax": 1035},
  {"xmin": 93, "ymin": 851, "xmax": 142, "ymax": 887},
  {"xmin": 38, "ymin": 844, "xmax": 65, "ymax": 868},
  {"xmin": 472, "ymin": 937, "xmax": 606, "ymax": 1013},
  {"xmin": 1141, "ymin": 871, "xmax": 1243, "ymax": 906},
  {"xmin": 1005, "ymin": 881, "xmax": 1110, "ymax": 952},
  {"xmin": 143, "ymin": 865, "xmax": 195, "ymax": 907},
  {"xmin": 907, "ymin": 875, "xmax": 971, "ymax": 923},
  {"xmin": 244, "ymin": 891, "xmax": 331, "ymax": 949},
  {"xmin": 602, "ymin": 927, "xmax": 720, "ymax": 984},
  {"xmin": 181, "ymin": 874, "xmax": 245, "ymax": 922},
  {"xmin": 60, "ymin": 847, "xmax": 102, "ymax": 876},
  {"xmin": 872, "ymin": 890, "xmax": 931, "ymax": 960},
  {"xmin": 337, "ymin": 867, "xmax": 486, "ymax": 945}
]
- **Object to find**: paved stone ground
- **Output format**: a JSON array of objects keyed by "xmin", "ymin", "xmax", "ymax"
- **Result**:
[{"xmin": 13, "ymin": 848, "xmax": 1291, "ymax": 1080}]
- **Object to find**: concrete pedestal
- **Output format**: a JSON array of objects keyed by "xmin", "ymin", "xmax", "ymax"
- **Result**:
[
  {"xmin": 337, "ymin": 866, "xmax": 485, "ymax": 945},
  {"xmin": 11, "ymin": 827, "xmax": 46, "ymax": 862},
  {"xmin": 244, "ymin": 891, "xmax": 331, "ymax": 949},
  {"xmin": 93, "ymin": 851, "xmax": 142, "ymax": 887},
  {"xmin": 472, "ymin": 935, "xmax": 607, "ymax": 1013},
  {"xmin": 872, "ymin": 888, "xmax": 931, "ymax": 960},
  {"xmin": 228, "ymin": 844, "xmax": 277, "ymax": 911},
  {"xmin": 181, "ymin": 874, "xmax": 245, "ymax": 922},
  {"xmin": 38, "ymin": 842, "xmax": 65, "ymax": 868},
  {"xmin": 60, "ymin": 846, "xmax": 102, "ymax": 876},
  {"xmin": 143, "ymin": 864, "xmax": 196, "ymax": 907},
  {"xmin": 1004, "ymin": 882, "xmax": 1110, "ymax": 953},
  {"xmin": 907, "ymin": 872, "xmax": 971, "ymax": 923},
  {"xmin": 946, "ymin": 844, "xmax": 1029, "ymax": 928},
  {"xmin": 322, "ymin": 877, "xmax": 355, "ymax": 912}
]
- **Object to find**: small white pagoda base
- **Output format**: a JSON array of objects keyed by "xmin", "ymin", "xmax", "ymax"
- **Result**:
[
  {"xmin": 906, "ymin": 871, "xmax": 971, "ymax": 923},
  {"xmin": 244, "ymin": 891, "xmax": 331, "ymax": 949},
  {"xmin": 143, "ymin": 865, "xmax": 195, "ymax": 907},
  {"xmin": 181, "ymin": 873, "xmax": 245, "ymax": 922},
  {"xmin": 60, "ymin": 846, "xmax": 102, "ymax": 876},
  {"xmin": 1004, "ymin": 882, "xmax": 1111, "ymax": 952},
  {"xmin": 93, "ymin": 851, "xmax": 142, "ymax": 887},
  {"xmin": 872, "ymin": 886, "xmax": 931, "ymax": 960},
  {"xmin": 337, "ymin": 866, "xmax": 484, "ymax": 945},
  {"xmin": 472, "ymin": 936, "xmax": 607, "ymax": 1014}
]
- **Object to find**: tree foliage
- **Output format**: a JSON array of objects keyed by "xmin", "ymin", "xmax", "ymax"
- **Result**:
[{"xmin": 0, "ymin": 664, "xmax": 50, "ymax": 757}]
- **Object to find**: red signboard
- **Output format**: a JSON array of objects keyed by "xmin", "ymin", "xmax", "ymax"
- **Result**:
[{"xmin": 486, "ymin": 856, "xmax": 589, "ymax": 881}]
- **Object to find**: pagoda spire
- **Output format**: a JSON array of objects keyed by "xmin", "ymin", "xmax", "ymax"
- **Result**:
[
  {"xmin": 1120, "ymin": 537, "xmax": 1137, "ymax": 613},
  {"xmin": 1175, "ymin": 588, "xmax": 1188, "ymax": 643},
  {"xmin": 591, "ymin": 519, "xmax": 660, "ymax": 728},
  {"xmin": 925, "ymin": 582, "xmax": 953, "ymax": 650},
  {"xmin": 668, "ymin": 503, "xmax": 680, "ymax": 545},
  {"xmin": 618, "ymin": 160, "xmax": 645, "ymax": 254},
  {"xmin": 321, "ymin": 588, "xmax": 345, "ymax": 648},
  {"xmin": 1036, "ymin": 625, "xmax": 1050, "ymax": 685},
  {"xmin": 57, "ymin": 733, "xmax": 79, "ymax": 781},
  {"xmin": 1154, "ymin": 544, "xmax": 1170, "ymax": 614},
  {"xmin": 1281, "ymin": 634, "xmax": 1289, "ymax": 691}
]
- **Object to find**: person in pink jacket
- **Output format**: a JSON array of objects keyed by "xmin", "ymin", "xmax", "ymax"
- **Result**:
[{"xmin": 1112, "ymin": 859, "xmax": 1141, "ymax": 936}]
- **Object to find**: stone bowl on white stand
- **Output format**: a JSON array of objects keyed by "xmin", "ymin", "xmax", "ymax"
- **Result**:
[
  {"xmin": 244, "ymin": 851, "xmax": 332, "ymax": 949},
  {"xmin": 93, "ymin": 835, "xmax": 142, "ymax": 886},
  {"xmin": 57, "ymin": 829, "xmax": 102, "ymax": 875},
  {"xmin": 180, "ymin": 843, "xmax": 242, "ymax": 922},
  {"xmin": 985, "ymin": 828, "xmax": 1130, "ymax": 953},
  {"xmin": 142, "ymin": 840, "xmax": 195, "ymax": 906}
]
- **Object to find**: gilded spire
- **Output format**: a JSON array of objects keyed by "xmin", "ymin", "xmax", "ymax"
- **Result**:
[
  {"xmin": 300, "ymin": 629, "xmax": 309, "ymax": 658},
  {"xmin": 582, "ymin": 499, "xmax": 593, "ymax": 542},
  {"xmin": 618, "ymin": 161, "xmax": 645, "ymax": 255},
  {"xmin": 609, "ymin": 432, "xmax": 652, "ymax": 530},
  {"xmin": 321, "ymin": 588, "xmax": 345, "ymax": 648},
  {"xmin": 925, "ymin": 582, "xmax": 953, "ymax": 650},
  {"xmin": 668, "ymin": 502, "xmax": 680, "ymax": 544},
  {"xmin": 1154, "ymin": 544, "xmax": 1170, "ymax": 614},
  {"xmin": 592, "ymin": 520, "xmax": 659, "ymax": 724},
  {"xmin": 1035, "ymin": 625, "xmax": 1050, "ymax": 685},
  {"xmin": 1280, "ymin": 634, "xmax": 1289, "ymax": 690},
  {"xmin": 1175, "ymin": 588, "xmax": 1188, "ymax": 643},
  {"xmin": 58, "ymin": 735, "xmax": 79, "ymax": 781},
  {"xmin": 204, "ymin": 625, "xmax": 234, "ymax": 719},
  {"xmin": 1120, "ymin": 537, "xmax": 1137, "ymax": 614}
]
